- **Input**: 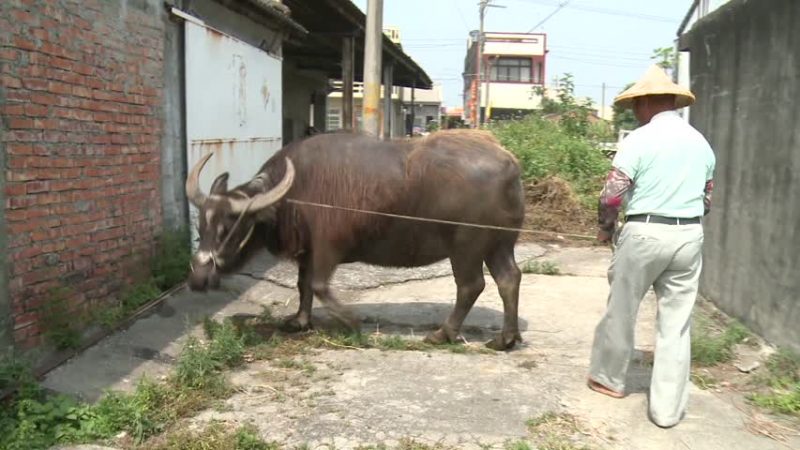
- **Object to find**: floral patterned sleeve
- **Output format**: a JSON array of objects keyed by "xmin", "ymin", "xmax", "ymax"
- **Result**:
[
  {"xmin": 704, "ymin": 179, "xmax": 714, "ymax": 216},
  {"xmin": 598, "ymin": 168, "xmax": 633, "ymax": 234}
]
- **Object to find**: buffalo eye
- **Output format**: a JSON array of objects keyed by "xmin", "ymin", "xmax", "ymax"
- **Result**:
[{"xmin": 216, "ymin": 224, "xmax": 227, "ymax": 241}]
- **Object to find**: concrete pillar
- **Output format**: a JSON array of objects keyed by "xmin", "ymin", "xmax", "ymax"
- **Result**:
[
  {"xmin": 362, "ymin": 0, "xmax": 383, "ymax": 136},
  {"xmin": 382, "ymin": 63, "xmax": 393, "ymax": 139},
  {"xmin": 342, "ymin": 35, "xmax": 355, "ymax": 130}
]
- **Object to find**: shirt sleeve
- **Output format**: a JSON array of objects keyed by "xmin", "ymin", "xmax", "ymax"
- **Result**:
[
  {"xmin": 611, "ymin": 136, "xmax": 640, "ymax": 181},
  {"xmin": 598, "ymin": 168, "xmax": 633, "ymax": 234}
]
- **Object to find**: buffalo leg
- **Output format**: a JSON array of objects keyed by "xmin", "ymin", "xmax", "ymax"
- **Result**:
[
  {"xmin": 484, "ymin": 242, "xmax": 522, "ymax": 350},
  {"xmin": 310, "ymin": 245, "xmax": 360, "ymax": 330},
  {"xmin": 425, "ymin": 252, "xmax": 485, "ymax": 345},
  {"xmin": 282, "ymin": 254, "xmax": 314, "ymax": 332}
]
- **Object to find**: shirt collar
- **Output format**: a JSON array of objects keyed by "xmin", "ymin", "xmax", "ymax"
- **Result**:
[{"xmin": 650, "ymin": 110, "xmax": 680, "ymax": 122}]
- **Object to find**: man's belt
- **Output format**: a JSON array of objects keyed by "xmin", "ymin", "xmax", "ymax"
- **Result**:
[{"xmin": 626, "ymin": 214, "xmax": 702, "ymax": 225}]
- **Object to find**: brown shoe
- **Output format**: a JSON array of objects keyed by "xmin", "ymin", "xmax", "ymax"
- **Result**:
[{"xmin": 587, "ymin": 378, "xmax": 624, "ymax": 398}]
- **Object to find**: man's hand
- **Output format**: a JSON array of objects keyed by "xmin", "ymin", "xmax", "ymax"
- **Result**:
[{"xmin": 596, "ymin": 229, "xmax": 613, "ymax": 243}]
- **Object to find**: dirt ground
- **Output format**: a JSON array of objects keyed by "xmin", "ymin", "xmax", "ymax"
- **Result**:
[{"xmin": 46, "ymin": 243, "xmax": 800, "ymax": 449}]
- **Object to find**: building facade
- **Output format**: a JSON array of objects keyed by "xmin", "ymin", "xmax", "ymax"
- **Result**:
[
  {"xmin": 463, "ymin": 32, "xmax": 547, "ymax": 124},
  {"xmin": 0, "ymin": 0, "xmax": 430, "ymax": 355}
]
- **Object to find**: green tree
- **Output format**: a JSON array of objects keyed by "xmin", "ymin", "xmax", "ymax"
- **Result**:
[
  {"xmin": 534, "ymin": 73, "xmax": 594, "ymax": 137},
  {"xmin": 651, "ymin": 46, "xmax": 677, "ymax": 72},
  {"xmin": 612, "ymin": 82, "xmax": 638, "ymax": 132}
]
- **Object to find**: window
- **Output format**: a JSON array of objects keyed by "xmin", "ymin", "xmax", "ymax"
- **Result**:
[
  {"xmin": 489, "ymin": 58, "xmax": 532, "ymax": 83},
  {"xmin": 533, "ymin": 61, "xmax": 544, "ymax": 85},
  {"xmin": 327, "ymin": 108, "xmax": 341, "ymax": 130}
]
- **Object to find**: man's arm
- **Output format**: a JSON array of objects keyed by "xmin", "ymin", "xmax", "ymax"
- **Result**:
[
  {"xmin": 597, "ymin": 167, "xmax": 633, "ymax": 239},
  {"xmin": 704, "ymin": 179, "xmax": 714, "ymax": 216}
]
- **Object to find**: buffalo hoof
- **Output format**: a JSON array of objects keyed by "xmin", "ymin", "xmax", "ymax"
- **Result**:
[
  {"xmin": 485, "ymin": 331, "xmax": 522, "ymax": 351},
  {"xmin": 280, "ymin": 316, "xmax": 313, "ymax": 333},
  {"xmin": 423, "ymin": 327, "xmax": 458, "ymax": 345},
  {"xmin": 326, "ymin": 306, "xmax": 361, "ymax": 332}
]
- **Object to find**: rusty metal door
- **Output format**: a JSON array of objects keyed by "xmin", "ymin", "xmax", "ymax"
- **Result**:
[{"xmin": 183, "ymin": 15, "xmax": 283, "ymax": 248}]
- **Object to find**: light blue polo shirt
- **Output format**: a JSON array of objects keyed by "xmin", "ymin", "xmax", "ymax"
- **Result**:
[{"xmin": 613, "ymin": 111, "xmax": 716, "ymax": 218}]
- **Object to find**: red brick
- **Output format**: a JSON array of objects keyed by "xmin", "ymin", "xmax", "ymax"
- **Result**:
[
  {"xmin": 31, "ymin": 92, "xmax": 59, "ymax": 105},
  {"xmin": 11, "ymin": 9, "xmax": 38, "ymax": 25},
  {"xmin": 0, "ymin": 48, "xmax": 20, "ymax": 61},
  {"xmin": 26, "ymin": 181, "xmax": 50, "ymax": 194},
  {"xmin": 24, "ymin": 104, "xmax": 49, "ymax": 117},
  {"xmin": 72, "ymin": 85, "xmax": 91, "ymax": 98},
  {"xmin": 8, "ymin": 118, "xmax": 34, "ymax": 129},
  {"xmin": 5, "ymin": 183, "xmax": 27, "ymax": 197},
  {"xmin": 31, "ymin": 28, "xmax": 49, "ymax": 40},
  {"xmin": 49, "ymin": 56, "xmax": 74, "ymax": 70},
  {"xmin": 48, "ymin": 80, "xmax": 72, "ymax": 95},
  {"xmin": 33, "ymin": 118, "xmax": 60, "ymax": 130},
  {"xmin": 13, "ymin": 36, "xmax": 37, "ymax": 51},
  {"xmin": 2, "ymin": 104, "xmax": 26, "ymax": 115},
  {"xmin": 22, "ymin": 77, "xmax": 47, "ymax": 91},
  {"xmin": 1, "ymin": 75, "xmax": 23, "ymax": 89}
]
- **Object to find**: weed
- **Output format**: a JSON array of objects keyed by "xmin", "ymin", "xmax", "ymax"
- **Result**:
[
  {"xmin": 526, "ymin": 412, "xmax": 593, "ymax": 450},
  {"xmin": 690, "ymin": 371, "xmax": 718, "ymax": 390},
  {"xmin": 148, "ymin": 422, "xmax": 279, "ymax": 450},
  {"xmin": 521, "ymin": 260, "xmax": 561, "ymax": 275},
  {"xmin": 40, "ymin": 287, "xmax": 83, "ymax": 350},
  {"xmin": 277, "ymin": 359, "xmax": 316, "ymax": 376},
  {"xmin": 691, "ymin": 313, "xmax": 750, "ymax": 366},
  {"xmin": 0, "ymin": 316, "xmax": 248, "ymax": 449},
  {"xmin": 749, "ymin": 348, "xmax": 800, "ymax": 416},
  {"xmin": 504, "ymin": 440, "xmax": 534, "ymax": 450},
  {"xmin": 151, "ymin": 227, "xmax": 192, "ymax": 291},
  {"xmin": 490, "ymin": 113, "xmax": 611, "ymax": 204}
]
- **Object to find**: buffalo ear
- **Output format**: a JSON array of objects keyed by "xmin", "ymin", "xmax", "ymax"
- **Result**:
[{"xmin": 210, "ymin": 172, "xmax": 229, "ymax": 195}]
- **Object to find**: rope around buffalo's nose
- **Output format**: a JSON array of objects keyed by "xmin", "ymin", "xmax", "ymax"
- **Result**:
[{"xmin": 284, "ymin": 199, "xmax": 598, "ymax": 241}]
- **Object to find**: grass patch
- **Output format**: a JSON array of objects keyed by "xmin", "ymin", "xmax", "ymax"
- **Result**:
[
  {"xmin": 245, "ymin": 328, "xmax": 495, "ymax": 362},
  {"xmin": 691, "ymin": 312, "xmax": 751, "ymax": 366},
  {"xmin": 749, "ymin": 349, "xmax": 800, "ymax": 416},
  {"xmin": 147, "ymin": 422, "xmax": 279, "ymax": 450},
  {"xmin": 0, "ymin": 319, "xmax": 247, "ymax": 449},
  {"xmin": 95, "ymin": 227, "xmax": 192, "ymax": 330},
  {"xmin": 521, "ymin": 260, "xmax": 561, "ymax": 275},
  {"xmin": 40, "ymin": 287, "xmax": 83, "ymax": 350},
  {"xmin": 690, "ymin": 371, "xmax": 718, "ymax": 390},
  {"xmin": 526, "ymin": 412, "xmax": 593, "ymax": 450}
]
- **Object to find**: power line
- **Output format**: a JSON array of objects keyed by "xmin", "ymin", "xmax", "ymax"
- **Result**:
[
  {"xmin": 527, "ymin": 0, "xmax": 570, "ymax": 32},
  {"xmin": 512, "ymin": 0, "xmax": 677, "ymax": 23},
  {"xmin": 452, "ymin": 0, "xmax": 471, "ymax": 32}
]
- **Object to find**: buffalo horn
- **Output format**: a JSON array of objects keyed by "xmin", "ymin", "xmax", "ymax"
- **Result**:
[
  {"xmin": 229, "ymin": 158, "xmax": 295, "ymax": 214},
  {"xmin": 186, "ymin": 152, "xmax": 214, "ymax": 207}
]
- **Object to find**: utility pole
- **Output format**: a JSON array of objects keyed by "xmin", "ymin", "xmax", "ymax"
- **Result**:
[
  {"xmin": 474, "ymin": 0, "xmax": 504, "ymax": 128},
  {"xmin": 474, "ymin": 0, "xmax": 487, "ymax": 128},
  {"xmin": 362, "ymin": 0, "xmax": 383, "ymax": 136},
  {"xmin": 601, "ymin": 82, "xmax": 606, "ymax": 120}
]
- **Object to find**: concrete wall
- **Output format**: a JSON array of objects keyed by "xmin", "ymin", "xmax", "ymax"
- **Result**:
[
  {"xmin": 681, "ymin": 0, "xmax": 800, "ymax": 352},
  {"xmin": 282, "ymin": 62, "xmax": 328, "ymax": 145},
  {"xmin": 161, "ymin": 7, "xmax": 188, "ymax": 231}
]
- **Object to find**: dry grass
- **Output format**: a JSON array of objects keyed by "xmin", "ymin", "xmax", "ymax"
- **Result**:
[{"xmin": 521, "ymin": 177, "xmax": 598, "ymax": 245}]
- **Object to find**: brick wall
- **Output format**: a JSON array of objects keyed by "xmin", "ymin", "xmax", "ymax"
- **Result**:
[{"xmin": 0, "ymin": 0, "xmax": 165, "ymax": 349}]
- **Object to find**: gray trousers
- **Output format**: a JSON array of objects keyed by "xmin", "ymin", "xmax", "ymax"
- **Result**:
[{"xmin": 589, "ymin": 221, "xmax": 704, "ymax": 427}]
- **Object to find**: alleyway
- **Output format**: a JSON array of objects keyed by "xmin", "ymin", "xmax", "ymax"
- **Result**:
[{"xmin": 46, "ymin": 245, "xmax": 799, "ymax": 449}]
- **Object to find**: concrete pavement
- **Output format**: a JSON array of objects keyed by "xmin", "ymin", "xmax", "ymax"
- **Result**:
[{"xmin": 45, "ymin": 244, "xmax": 799, "ymax": 449}]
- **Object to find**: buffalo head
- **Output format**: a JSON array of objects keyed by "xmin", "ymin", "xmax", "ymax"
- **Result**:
[{"xmin": 184, "ymin": 153, "xmax": 295, "ymax": 291}]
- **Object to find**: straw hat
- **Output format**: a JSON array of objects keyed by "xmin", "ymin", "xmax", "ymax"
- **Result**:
[{"xmin": 613, "ymin": 64, "xmax": 695, "ymax": 109}]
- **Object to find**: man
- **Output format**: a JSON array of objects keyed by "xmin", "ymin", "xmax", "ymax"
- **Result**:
[{"xmin": 587, "ymin": 65, "xmax": 716, "ymax": 428}]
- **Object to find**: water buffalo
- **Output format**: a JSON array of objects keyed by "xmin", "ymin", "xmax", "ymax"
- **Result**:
[{"xmin": 185, "ymin": 129, "xmax": 525, "ymax": 350}]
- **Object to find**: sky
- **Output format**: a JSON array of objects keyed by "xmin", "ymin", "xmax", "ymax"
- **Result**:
[{"xmin": 350, "ymin": 0, "xmax": 693, "ymax": 109}]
